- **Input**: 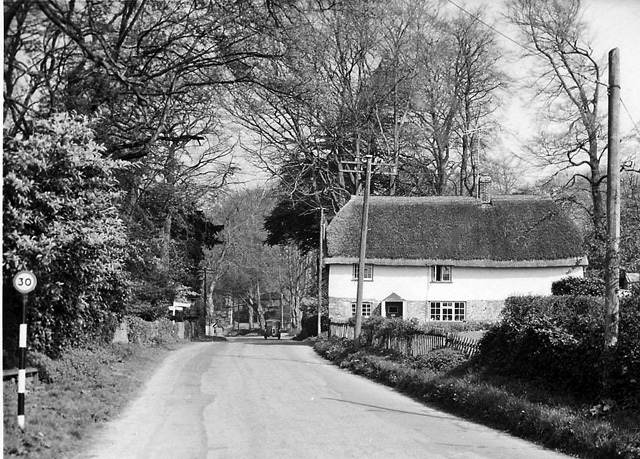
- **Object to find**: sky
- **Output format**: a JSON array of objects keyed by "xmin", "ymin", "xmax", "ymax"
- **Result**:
[{"xmin": 441, "ymin": 0, "xmax": 640, "ymax": 173}]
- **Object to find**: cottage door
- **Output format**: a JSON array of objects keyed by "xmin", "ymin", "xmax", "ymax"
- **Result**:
[{"xmin": 385, "ymin": 301, "xmax": 403, "ymax": 318}]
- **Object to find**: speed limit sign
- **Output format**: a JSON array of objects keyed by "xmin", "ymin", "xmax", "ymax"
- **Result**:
[{"xmin": 13, "ymin": 271, "xmax": 37, "ymax": 294}]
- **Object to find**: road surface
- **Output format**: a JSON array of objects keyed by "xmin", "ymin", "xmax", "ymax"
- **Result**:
[{"xmin": 80, "ymin": 337, "xmax": 572, "ymax": 459}]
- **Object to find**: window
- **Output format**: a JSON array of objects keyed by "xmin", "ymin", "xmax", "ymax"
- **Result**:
[
  {"xmin": 431, "ymin": 265, "xmax": 452, "ymax": 282},
  {"xmin": 351, "ymin": 302, "xmax": 372, "ymax": 317},
  {"xmin": 430, "ymin": 301, "xmax": 465, "ymax": 321},
  {"xmin": 352, "ymin": 263, "xmax": 374, "ymax": 281}
]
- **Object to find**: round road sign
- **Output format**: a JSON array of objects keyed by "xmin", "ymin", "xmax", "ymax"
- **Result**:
[{"xmin": 13, "ymin": 271, "xmax": 37, "ymax": 294}]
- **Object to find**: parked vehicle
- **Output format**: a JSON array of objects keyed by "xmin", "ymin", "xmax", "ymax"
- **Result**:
[{"xmin": 264, "ymin": 319, "xmax": 281, "ymax": 339}]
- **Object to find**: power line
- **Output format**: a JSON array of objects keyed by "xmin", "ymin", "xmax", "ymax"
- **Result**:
[
  {"xmin": 445, "ymin": 0, "xmax": 607, "ymax": 89},
  {"xmin": 445, "ymin": 0, "xmax": 533, "ymax": 54},
  {"xmin": 620, "ymin": 97, "xmax": 640, "ymax": 139}
]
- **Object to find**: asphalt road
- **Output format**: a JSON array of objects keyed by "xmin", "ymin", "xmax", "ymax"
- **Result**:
[{"xmin": 80, "ymin": 337, "xmax": 572, "ymax": 459}]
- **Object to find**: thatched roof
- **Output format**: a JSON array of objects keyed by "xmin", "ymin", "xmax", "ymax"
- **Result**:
[{"xmin": 325, "ymin": 195, "xmax": 587, "ymax": 268}]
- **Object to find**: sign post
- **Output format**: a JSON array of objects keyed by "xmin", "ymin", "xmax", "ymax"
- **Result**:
[{"xmin": 12, "ymin": 270, "xmax": 37, "ymax": 430}]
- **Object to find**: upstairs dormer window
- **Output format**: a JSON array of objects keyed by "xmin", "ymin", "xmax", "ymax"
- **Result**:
[
  {"xmin": 432, "ymin": 265, "xmax": 452, "ymax": 282},
  {"xmin": 353, "ymin": 263, "xmax": 373, "ymax": 281}
]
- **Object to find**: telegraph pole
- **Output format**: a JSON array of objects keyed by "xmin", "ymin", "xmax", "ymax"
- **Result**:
[
  {"xmin": 317, "ymin": 207, "xmax": 325, "ymax": 336},
  {"xmin": 340, "ymin": 154, "xmax": 396, "ymax": 344},
  {"xmin": 605, "ymin": 48, "xmax": 621, "ymax": 348},
  {"xmin": 354, "ymin": 155, "xmax": 372, "ymax": 342}
]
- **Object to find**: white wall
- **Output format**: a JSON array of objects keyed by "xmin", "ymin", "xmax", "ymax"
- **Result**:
[
  {"xmin": 328, "ymin": 263, "xmax": 584, "ymax": 304},
  {"xmin": 328, "ymin": 264, "xmax": 429, "ymax": 302}
]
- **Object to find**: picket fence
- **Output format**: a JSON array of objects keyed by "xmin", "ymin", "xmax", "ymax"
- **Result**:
[{"xmin": 329, "ymin": 322, "xmax": 480, "ymax": 358}]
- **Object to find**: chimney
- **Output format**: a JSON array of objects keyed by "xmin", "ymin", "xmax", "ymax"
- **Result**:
[{"xmin": 478, "ymin": 175, "xmax": 492, "ymax": 205}]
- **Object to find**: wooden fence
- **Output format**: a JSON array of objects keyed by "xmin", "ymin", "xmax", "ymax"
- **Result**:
[{"xmin": 329, "ymin": 322, "xmax": 480, "ymax": 358}]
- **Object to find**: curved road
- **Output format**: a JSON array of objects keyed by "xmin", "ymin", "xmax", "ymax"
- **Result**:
[{"xmin": 80, "ymin": 337, "xmax": 572, "ymax": 459}]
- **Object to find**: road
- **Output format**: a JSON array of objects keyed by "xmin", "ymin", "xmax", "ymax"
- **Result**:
[{"xmin": 80, "ymin": 336, "xmax": 572, "ymax": 459}]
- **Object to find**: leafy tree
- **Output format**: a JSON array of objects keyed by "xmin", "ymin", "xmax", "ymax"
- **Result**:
[{"xmin": 3, "ymin": 114, "xmax": 129, "ymax": 358}]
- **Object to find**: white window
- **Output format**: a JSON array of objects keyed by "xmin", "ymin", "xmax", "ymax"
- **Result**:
[
  {"xmin": 352, "ymin": 264, "xmax": 373, "ymax": 281},
  {"xmin": 351, "ymin": 302, "xmax": 372, "ymax": 317},
  {"xmin": 431, "ymin": 265, "xmax": 452, "ymax": 282},
  {"xmin": 430, "ymin": 301, "xmax": 465, "ymax": 321}
]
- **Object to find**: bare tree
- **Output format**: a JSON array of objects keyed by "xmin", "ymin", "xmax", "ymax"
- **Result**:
[{"xmin": 505, "ymin": 0, "xmax": 606, "ymax": 243}]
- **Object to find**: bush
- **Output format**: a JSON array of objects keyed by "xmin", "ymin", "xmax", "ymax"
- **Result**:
[
  {"xmin": 125, "ymin": 316, "xmax": 180, "ymax": 346},
  {"xmin": 27, "ymin": 344, "xmax": 137, "ymax": 383},
  {"xmin": 479, "ymin": 294, "xmax": 640, "ymax": 406},
  {"xmin": 314, "ymin": 337, "xmax": 354, "ymax": 361},
  {"xmin": 298, "ymin": 314, "xmax": 329, "ymax": 339},
  {"xmin": 411, "ymin": 348, "xmax": 468, "ymax": 373},
  {"xmin": 552, "ymin": 276, "xmax": 605, "ymax": 296},
  {"xmin": 3, "ymin": 115, "xmax": 129, "ymax": 359}
]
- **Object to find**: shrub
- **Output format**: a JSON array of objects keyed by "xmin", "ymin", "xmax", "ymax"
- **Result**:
[
  {"xmin": 479, "ymin": 294, "xmax": 640, "ymax": 406},
  {"xmin": 314, "ymin": 337, "xmax": 353, "ymax": 361},
  {"xmin": 299, "ymin": 314, "xmax": 329, "ymax": 339},
  {"xmin": 552, "ymin": 276, "xmax": 605, "ymax": 296},
  {"xmin": 3, "ymin": 114, "xmax": 129, "ymax": 359},
  {"xmin": 411, "ymin": 348, "xmax": 468, "ymax": 373}
]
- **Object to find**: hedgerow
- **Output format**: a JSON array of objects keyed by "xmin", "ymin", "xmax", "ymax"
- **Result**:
[{"xmin": 478, "ymin": 294, "xmax": 640, "ymax": 407}]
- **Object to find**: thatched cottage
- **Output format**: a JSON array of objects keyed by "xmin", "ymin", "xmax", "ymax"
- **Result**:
[{"xmin": 325, "ymin": 192, "xmax": 587, "ymax": 323}]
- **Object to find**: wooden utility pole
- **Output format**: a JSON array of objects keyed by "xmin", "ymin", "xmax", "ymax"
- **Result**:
[
  {"xmin": 340, "ymin": 155, "xmax": 396, "ymax": 344},
  {"xmin": 605, "ymin": 48, "xmax": 621, "ymax": 348},
  {"xmin": 354, "ymin": 155, "xmax": 372, "ymax": 342},
  {"xmin": 317, "ymin": 207, "xmax": 324, "ymax": 336}
]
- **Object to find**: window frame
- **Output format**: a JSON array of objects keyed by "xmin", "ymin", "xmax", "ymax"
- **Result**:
[
  {"xmin": 429, "ymin": 301, "xmax": 466, "ymax": 322},
  {"xmin": 351, "ymin": 302, "xmax": 372, "ymax": 317},
  {"xmin": 431, "ymin": 265, "xmax": 452, "ymax": 283},
  {"xmin": 352, "ymin": 263, "xmax": 374, "ymax": 281}
]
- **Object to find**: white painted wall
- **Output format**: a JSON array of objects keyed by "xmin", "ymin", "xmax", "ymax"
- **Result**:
[{"xmin": 327, "ymin": 263, "xmax": 584, "ymax": 304}]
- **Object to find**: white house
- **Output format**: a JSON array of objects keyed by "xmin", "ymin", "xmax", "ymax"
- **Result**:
[{"xmin": 325, "ymin": 191, "xmax": 587, "ymax": 323}]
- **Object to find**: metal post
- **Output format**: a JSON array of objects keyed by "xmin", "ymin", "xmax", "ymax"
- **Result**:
[
  {"xmin": 18, "ymin": 293, "xmax": 28, "ymax": 430},
  {"xmin": 13, "ymin": 270, "xmax": 37, "ymax": 431},
  {"xmin": 605, "ymin": 48, "xmax": 621, "ymax": 348}
]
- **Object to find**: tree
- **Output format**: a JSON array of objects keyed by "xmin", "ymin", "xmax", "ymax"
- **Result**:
[
  {"xmin": 506, "ymin": 0, "xmax": 606, "ymax": 265},
  {"xmin": 231, "ymin": 1, "xmax": 506, "ymax": 251},
  {"xmin": 4, "ymin": 0, "xmax": 290, "ymax": 159},
  {"xmin": 3, "ymin": 114, "xmax": 129, "ymax": 357}
]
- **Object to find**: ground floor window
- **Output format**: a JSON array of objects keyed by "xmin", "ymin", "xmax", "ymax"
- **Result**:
[
  {"xmin": 351, "ymin": 302, "xmax": 372, "ymax": 317},
  {"xmin": 430, "ymin": 301, "xmax": 465, "ymax": 321}
]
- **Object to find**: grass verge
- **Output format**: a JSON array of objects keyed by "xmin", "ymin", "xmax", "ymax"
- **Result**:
[
  {"xmin": 315, "ymin": 338, "xmax": 640, "ymax": 459},
  {"xmin": 3, "ymin": 342, "xmax": 182, "ymax": 459}
]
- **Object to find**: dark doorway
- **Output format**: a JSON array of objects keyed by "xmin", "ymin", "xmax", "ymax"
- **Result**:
[{"xmin": 385, "ymin": 301, "xmax": 403, "ymax": 318}]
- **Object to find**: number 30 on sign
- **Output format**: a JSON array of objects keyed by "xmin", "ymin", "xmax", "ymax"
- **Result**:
[{"xmin": 13, "ymin": 271, "xmax": 37, "ymax": 294}]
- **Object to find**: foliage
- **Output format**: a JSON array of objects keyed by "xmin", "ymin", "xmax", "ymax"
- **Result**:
[
  {"xmin": 297, "ymin": 314, "xmax": 330, "ymax": 339},
  {"xmin": 314, "ymin": 337, "xmax": 355, "ymax": 361},
  {"xmin": 614, "ymin": 293, "xmax": 640, "ymax": 407},
  {"xmin": 552, "ymin": 276, "xmax": 605, "ymax": 296},
  {"xmin": 478, "ymin": 294, "xmax": 640, "ymax": 406},
  {"xmin": 124, "ymin": 317, "xmax": 181, "ymax": 347},
  {"xmin": 3, "ymin": 114, "xmax": 129, "ymax": 359},
  {"xmin": 410, "ymin": 348, "xmax": 469, "ymax": 373}
]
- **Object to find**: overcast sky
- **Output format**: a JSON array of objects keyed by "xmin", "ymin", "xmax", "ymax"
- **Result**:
[{"xmin": 442, "ymin": 0, "xmax": 640, "ymax": 170}]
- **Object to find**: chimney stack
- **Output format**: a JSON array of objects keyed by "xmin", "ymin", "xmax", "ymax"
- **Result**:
[{"xmin": 478, "ymin": 175, "xmax": 492, "ymax": 205}]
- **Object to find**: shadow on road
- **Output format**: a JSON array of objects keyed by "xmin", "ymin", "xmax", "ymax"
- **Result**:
[
  {"xmin": 322, "ymin": 397, "xmax": 452, "ymax": 420},
  {"xmin": 226, "ymin": 336, "xmax": 315, "ymax": 347}
]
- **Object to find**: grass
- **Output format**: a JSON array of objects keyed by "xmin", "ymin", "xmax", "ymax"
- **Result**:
[
  {"xmin": 3, "ymin": 342, "xmax": 181, "ymax": 459},
  {"xmin": 315, "ymin": 338, "xmax": 640, "ymax": 459}
]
